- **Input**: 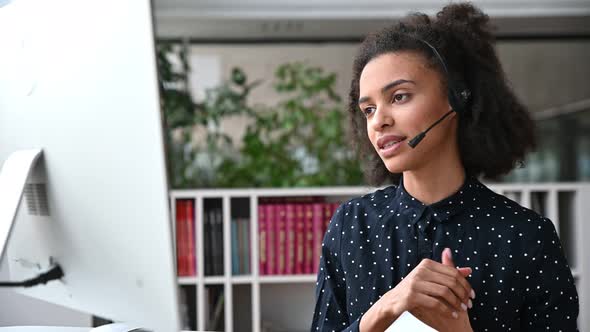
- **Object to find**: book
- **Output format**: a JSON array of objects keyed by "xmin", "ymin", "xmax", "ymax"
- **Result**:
[
  {"xmin": 175, "ymin": 200, "xmax": 186, "ymax": 276},
  {"xmin": 312, "ymin": 203, "xmax": 324, "ymax": 274},
  {"xmin": 185, "ymin": 200, "xmax": 196, "ymax": 276},
  {"xmin": 209, "ymin": 209, "xmax": 216, "ymax": 275},
  {"xmin": 265, "ymin": 204, "xmax": 275, "ymax": 275},
  {"xmin": 238, "ymin": 217, "xmax": 245, "ymax": 274},
  {"xmin": 241, "ymin": 217, "xmax": 250, "ymax": 274},
  {"xmin": 208, "ymin": 208, "xmax": 223, "ymax": 276},
  {"xmin": 204, "ymin": 209, "xmax": 212, "ymax": 276},
  {"xmin": 285, "ymin": 204, "xmax": 296, "ymax": 275},
  {"xmin": 231, "ymin": 218, "xmax": 239, "ymax": 275},
  {"xmin": 295, "ymin": 204, "xmax": 305, "ymax": 274},
  {"xmin": 206, "ymin": 286, "xmax": 225, "ymax": 331},
  {"xmin": 275, "ymin": 204, "xmax": 287, "ymax": 275},
  {"xmin": 175, "ymin": 199, "xmax": 196, "ymax": 277},
  {"xmin": 325, "ymin": 203, "xmax": 339, "ymax": 237},
  {"xmin": 304, "ymin": 203, "xmax": 314, "ymax": 274},
  {"xmin": 257, "ymin": 198, "xmax": 339, "ymax": 276},
  {"xmin": 258, "ymin": 205, "xmax": 267, "ymax": 275},
  {"xmin": 214, "ymin": 208, "xmax": 224, "ymax": 275}
]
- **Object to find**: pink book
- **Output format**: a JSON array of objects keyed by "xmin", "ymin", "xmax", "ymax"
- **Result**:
[
  {"xmin": 312, "ymin": 203, "xmax": 324, "ymax": 275},
  {"xmin": 258, "ymin": 204, "xmax": 267, "ymax": 276},
  {"xmin": 304, "ymin": 204, "xmax": 314, "ymax": 274},
  {"xmin": 285, "ymin": 204, "xmax": 296, "ymax": 275},
  {"xmin": 295, "ymin": 204, "xmax": 305, "ymax": 274},
  {"xmin": 275, "ymin": 203, "xmax": 287, "ymax": 275},
  {"xmin": 264, "ymin": 203, "xmax": 275, "ymax": 275}
]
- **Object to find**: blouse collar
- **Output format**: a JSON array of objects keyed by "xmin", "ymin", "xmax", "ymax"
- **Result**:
[{"xmin": 394, "ymin": 173, "xmax": 484, "ymax": 224}]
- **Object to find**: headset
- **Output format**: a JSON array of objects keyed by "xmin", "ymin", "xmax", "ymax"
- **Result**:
[{"xmin": 406, "ymin": 38, "xmax": 472, "ymax": 148}]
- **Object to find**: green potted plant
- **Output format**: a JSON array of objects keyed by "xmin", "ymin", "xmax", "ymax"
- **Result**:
[{"xmin": 157, "ymin": 42, "xmax": 363, "ymax": 188}]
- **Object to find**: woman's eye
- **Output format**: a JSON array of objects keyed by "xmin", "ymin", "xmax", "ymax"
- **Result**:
[
  {"xmin": 363, "ymin": 106, "xmax": 376, "ymax": 117},
  {"xmin": 392, "ymin": 93, "xmax": 410, "ymax": 103}
]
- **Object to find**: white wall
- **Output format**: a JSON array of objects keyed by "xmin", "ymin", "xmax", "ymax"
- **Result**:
[
  {"xmin": 185, "ymin": 40, "xmax": 590, "ymax": 147},
  {"xmin": 188, "ymin": 40, "xmax": 590, "ymax": 111}
]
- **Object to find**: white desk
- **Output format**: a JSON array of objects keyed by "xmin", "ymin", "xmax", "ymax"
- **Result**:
[
  {"xmin": 0, "ymin": 324, "xmax": 142, "ymax": 332},
  {"xmin": 0, "ymin": 328, "xmax": 90, "ymax": 332}
]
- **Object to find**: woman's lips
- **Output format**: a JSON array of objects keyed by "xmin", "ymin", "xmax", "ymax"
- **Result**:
[
  {"xmin": 377, "ymin": 134, "xmax": 407, "ymax": 158},
  {"xmin": 380, "ymin": 139, "xmax": 405, "ymax": 157}
]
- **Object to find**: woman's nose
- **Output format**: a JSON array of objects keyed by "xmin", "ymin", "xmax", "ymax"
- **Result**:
[{"xmin": 371, "ymin": 106, "xmax": 394, "ymax": 131}]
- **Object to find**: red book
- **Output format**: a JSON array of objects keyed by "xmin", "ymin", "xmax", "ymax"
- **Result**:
[
  {"xmin": 295, "ymin": 204, "xmax": 305, "ymax": 274},
  {"xmin": 312, "ymin": 203, "xmax": 324, "ymax": 274},
  {"xmin": 285, "ymin": 204, "xmax": 296, "ymax": 275},
  {"xmin": 183, "ymin": 199, "xmax": 190, "ymax": 277},
  {"xmin": 275, "ymin": 204, "xmax": 287, "ymax": 275},
  {"xmin": 186, "ymin": 200, "xmax": 196, "ymax": 276},
  {"xmin": 175, "ymin": 200, "xmax": 186, "ymax": 276},
  {"xmin": 264, "ymin": 204, "xmax": 276, "ymax": 275},
  {"xmin": 304, "ymin": 204, "xmax": 314, "ymax": 274},
  {"xmin": 258, "ymin": 205, "xmax": 267, "ymax": 276}
]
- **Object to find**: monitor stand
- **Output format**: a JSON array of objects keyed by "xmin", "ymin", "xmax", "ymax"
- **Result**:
[
  {"xmin": 90, "ymin": 324, "xmax": 149, "ymax": 332},
  {"xmin": 0, "ymin": 149, "xmax": 44, "ymax": 261},
  {"xmin": 0, "ymin": 152, "xmax": 151, "ymax": 332}
]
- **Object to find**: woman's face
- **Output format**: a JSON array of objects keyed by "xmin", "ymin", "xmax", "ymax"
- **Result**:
[{"xmin": 358, "ymin": 51, "xmax": 458, "ymax": 174}]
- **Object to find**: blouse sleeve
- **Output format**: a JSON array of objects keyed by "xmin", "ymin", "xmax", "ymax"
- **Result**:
[
  {"xmin": 521, "ymin": 217, "xmax": 579, "ymax": 331},
  {"xmin": 310, "ymin": 204, "xmax": 362, "ymax": 332}
]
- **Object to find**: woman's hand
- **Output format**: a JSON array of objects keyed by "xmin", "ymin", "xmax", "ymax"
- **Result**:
[
  {"xmin": 410, "ymin": 248, "xmax": 474, "ymax": 332},
  {"xmin": 360, "ymin": 248, "xmax": 475, "ymax": 332},
  {"xmin": 412, "ymin": 306, "xmax": 472, "ymax": 332}
]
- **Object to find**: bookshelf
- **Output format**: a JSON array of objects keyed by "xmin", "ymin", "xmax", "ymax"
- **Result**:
[{"xmin": 170, "ymin": 183, "xmax": 590, "ymax": 332}]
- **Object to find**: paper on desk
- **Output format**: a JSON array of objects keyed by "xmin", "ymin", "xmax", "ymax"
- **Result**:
[{"xmin": 385, "ymin": 311, "xmax": 438, "ymax": 332}]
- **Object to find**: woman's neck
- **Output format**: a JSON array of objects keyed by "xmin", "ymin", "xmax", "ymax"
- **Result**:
[{"xmin": 402, "ymin": 147, "xmax": 467, "ymax": 206}]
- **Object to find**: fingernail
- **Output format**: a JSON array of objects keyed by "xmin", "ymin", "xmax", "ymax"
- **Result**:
[
  {"xmin": 468, "ymin": 299, "xmax": 473, "ymax": 309},
  {"xmin": 461, "ymin": 303, "xmax": 468, "ymax": 311},
  {"xmin": 471, "ymin": 289, "xmax": 476, "ymax": 299},
  {"xmin": 452, "ymin": 311, "xmax": 458, "ymax": 319},
  {"xmin": 445, "ymin": 248, "xmax": 452, "ymax": 259}
]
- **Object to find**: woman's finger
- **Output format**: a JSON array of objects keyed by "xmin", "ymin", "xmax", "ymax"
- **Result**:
[
  {"xmin": 422, "ymin": 259, "xmax": 475, "ymax": 301},
  {"xmin": 412, "ymin": 291, "xmax": 459, "ymax": 319},
  {"xmin": 421, "ymin": 280, "xmax": 468, "ymax": 313}
]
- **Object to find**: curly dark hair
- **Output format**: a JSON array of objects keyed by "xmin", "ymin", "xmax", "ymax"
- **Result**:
[{"xmin": 348, "ymin": 2, "xmax": 537, "ymax": 187}]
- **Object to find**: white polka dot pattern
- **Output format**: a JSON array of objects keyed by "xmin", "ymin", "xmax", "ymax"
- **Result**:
[{"xmin": 310, "ymin": 175, "xmax": 579, "ymax": 331}]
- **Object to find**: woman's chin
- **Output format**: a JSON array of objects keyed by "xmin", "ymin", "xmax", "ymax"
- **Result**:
[{"xmin": 383, "ymin": 160, "xmax": 407, "ymax": 174}]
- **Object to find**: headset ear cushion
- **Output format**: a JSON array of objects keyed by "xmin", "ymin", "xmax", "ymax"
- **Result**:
[{"xmin": 448, "ymin": 80, "xmax": 471, "ymax": 115}]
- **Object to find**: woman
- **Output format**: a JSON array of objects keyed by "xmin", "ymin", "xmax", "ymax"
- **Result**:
[{"xmin": 310, "ymin": 3, "xmax": 579, "ymax": 332}]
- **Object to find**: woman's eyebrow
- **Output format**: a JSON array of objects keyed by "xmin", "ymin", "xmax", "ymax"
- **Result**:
[{"xmin": 358, "ymin": 79, "xmax": 416, "ymax": 104}]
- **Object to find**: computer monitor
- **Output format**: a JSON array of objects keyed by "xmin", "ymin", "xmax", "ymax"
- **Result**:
[{"xmin": 0, "ymin": 0, "xmax": 180, "ymax": 331}]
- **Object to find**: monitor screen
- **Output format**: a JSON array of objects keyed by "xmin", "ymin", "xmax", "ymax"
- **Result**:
[{"xmin": 0, "ymin": 0, "xmax": 180, "ymax": 330}]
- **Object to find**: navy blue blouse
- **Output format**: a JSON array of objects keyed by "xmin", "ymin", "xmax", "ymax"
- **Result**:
[{"xmin": 311, "ymin": 175, "xmax": 579, "ymax": 331}]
